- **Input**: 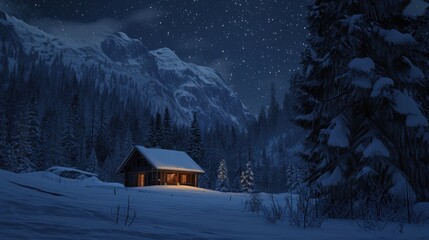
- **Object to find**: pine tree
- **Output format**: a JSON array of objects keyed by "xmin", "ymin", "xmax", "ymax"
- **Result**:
[
  {"xmin": 122, "ymin": 127, "xmax": 134, "ymax": 158},
  {"xmin": 280, "ymin": 92, "xmax": 294, "ymax": 133},
  {"xmin": 146, "ymin": 118, "xmax": 156, "ymax": 147},
  {"xmin": 407, "ymin": 6, "xmax": 429, "ymax": 122},
  {"xmin": 100, "ymin": 152, "xmax": 120, "ymax": 182},
  {"xmin": 286, "ymin": 163, "xmax": 303, "ymax": 193},
  {"xmin": 94, "ymin": 92, "xmax": 109, "ymax": 163},
  {"xmin": 162, "ymin": 108, "xmax": 173, "ymax": 149},
  {"xmin": 62, "ymin": 86, "xmax": 82, "ymax": 166},
  {"xmin": 230, "ymin": 148, "xmax": 243, "ymax": 192},
  {"xmin": 28, "ymin": 94, "xmax": 43, "ymax": 170},
  {"xmin": 86, "ymin": 148, "xmax": 100, "ymax": 175},
  {"xmin": 260, "ymin": 148, "xmax": 271, "ymax": 192},
  {"xmin": 292, "ymin": 0, "xmax": 429, "ymax": 202},
  {"xmin": 240, "ymin": 160, "xmax": 254, "ymax": 193},
  {"xmin": 216, "ymin": 159, "xmax": 229, "ymax": 192},
  {"xmin": 0, "ymin": 94, "xmax": 7, "ymax": 169},
  {"xmin": 41, "ymin": 108, "xmax": 64, "ymax": 167},
  {"xmin": 279, "ymin": 157, "xmax": 288, "ymax": 192},
  {"xmin": 153, "ymin": 112, "xmax": 162, "ymax": 148},
  {"xmin": 268, "ymin": 83, "xmax": 280, "ymax": 133},
  {"xmin": 10, "ymin": 98, "xmax": 36, "ymax": 173},
  {"xmin": 85, "ymin": 101, "xmax": 96, "ymax": 158},
  {"xmin": 187, "ymin": 112, "xmax": 203, "ymax": 165},
  {"xmin": 256, "ymin": 107, "xmax": 267, "ymax": 139}
]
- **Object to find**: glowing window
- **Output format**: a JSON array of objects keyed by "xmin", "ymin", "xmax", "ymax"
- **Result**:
[{"xmin": 167, "ymin": 173, "xmax": 176, "ymax": 183}]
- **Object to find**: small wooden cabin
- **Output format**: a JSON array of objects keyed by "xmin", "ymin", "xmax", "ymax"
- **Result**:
[{"xmin": 117, "ymin": 146, "xmax": 204, "ymax": 187}]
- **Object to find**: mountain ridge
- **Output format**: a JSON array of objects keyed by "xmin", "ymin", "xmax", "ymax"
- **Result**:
[{"xmin": 0, "ymin": 9, "xmax": 254, "ymax": 129}]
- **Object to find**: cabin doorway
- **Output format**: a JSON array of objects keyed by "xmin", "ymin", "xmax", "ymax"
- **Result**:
[{"xmin": 138, "ymin": 173, "xmax": 145, "ymax": 187}]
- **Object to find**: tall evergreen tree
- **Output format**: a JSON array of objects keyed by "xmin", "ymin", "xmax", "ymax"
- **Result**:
[
  {"xmin": 268, "ymin": 83, "xmax": 280, "ymax": 133},
  {"xmin": 162, "ymin": 108, "xmax": 173, "ymax": 149},
  {"xmin": 153, "ymin": 112, "xmax": 163, "ymax": 148},
  {"xmin": 259, "ymin": 148, "xmax": 271, "ymax": 191},
  {"xmin": 187, "ymin": 112, "xmax": 204, "ymax": 165},
  {"xmin": 94, "ymin": 90, "xmax": 109, "ymax": 163},
  {"xmin": 286, "ymin": 163, "xmax": 302, "ymax": 193},
  {"xmin": 86, "ymin": 147, "xmax": 100, "ymax": 175},
  {"xmin": 28, "ymin": 94, "xmax": 43, "ymax": 170},
  {"xmin": 147, "ymin": 118, "xmax": 156, "ymax": 147},
  {"xmin": 0, "ymin": 94, "xmax": 7, "ymax": 169},
  {"xmin": 292, "ymin": 0, "xmax": 429, "ymax": 203},
  {"xmin": 216, "ymin": 159, "xmax": 229, "ymax": 192},
  {"xmin": 240, "ymin": 160, "xmax": 254, "ymax": 193},
  {"xmin": 41, "ymin": 108, "xmax": 64, "ymax": 167},
  {"xmin": 256, "ymin": 107, "xmax": 267, "ymax": 139},
  {"xmin": 11, "ymin": 99, "xmax": 35, "ymax": 172},
  {"xmin": 62, "ymin": 85, "xmax": 82, "ymax": 166}
]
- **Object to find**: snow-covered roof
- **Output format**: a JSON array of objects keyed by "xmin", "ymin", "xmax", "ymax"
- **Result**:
[{"xmin": 117, "ymin": 146, "xmax": 204, "ymax": 173}]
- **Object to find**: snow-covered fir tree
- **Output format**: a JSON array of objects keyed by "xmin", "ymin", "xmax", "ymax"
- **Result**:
[
  {"xmin": 147, "ymin": 118, "xmax": 156, "ymax": 147},
  {"xmin": 187, "ymin": 112, "xmax": 204, "ymax": 165},
  {"xmin": 162, "ymin": 108, "xmax": 173, "ymax": 149},
  {"xmin": 10, "ymin": 97, "xmax": 37, "ymax": 173},
  {"xmin": 145, "ymin": 112, "xmax": 162, "ymax": 148},
  {"xmin": 153, "ymin": 112, "xmax": 163, "ymax": 148},
  {"xmin": 216, "ymin": 159, "xmax": 229, "ymax": 192},
  {"xmin": 62, "ymin": 80, "xmax": 83, "ymax": 166},
  {"xmin": 0, "ymin": 94, "xmax": 8, "ymax": 169},
  {"xmin": 86, "ymin": 148, "xmax": 100, "ymax": 175},
  {"xmin": 240, "ymin": 161, "xmax": 254, "ymax": 193},
  {"xmin": 291, "ymin": 0, "xmax": 429, "ymax": 207},
  {"xmin": 27, "ymin": 94, "xmax": 43, "ymax": 170},
  {"xmin": 100, "ymin": 153, "xmax": 120, "ymax": 182},
  {"xmin": 286, "ymin": 163, "xmax": 303, "ymax": 193},
  {"xmin": 41, "ymin": 108, "xmax": 65, "ymax": 167},
  {"xmin": 268, "ymin": 83, "xmax": 281, "ymax": 133}
]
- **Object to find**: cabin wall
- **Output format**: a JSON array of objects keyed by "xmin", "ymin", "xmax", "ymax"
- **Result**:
[
  {"xmin": 125, "ymin": 171, "xmax": 201, "ymax": 187},
  {"xmin": 125, "ymin": 173, "xmax": 138, "ymax": 187},
  {"xmin": 122, "ymin": 150, "xmax": 153, "ymax": 173},
  {"xmin": 120, "ymin": 148, "xmax": 203, "ymax": 188}
]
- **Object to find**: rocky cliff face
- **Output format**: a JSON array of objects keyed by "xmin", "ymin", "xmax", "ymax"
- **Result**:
[{"xmin": 0, "ymin": 9, "xmax": 254, "ymax": 129}]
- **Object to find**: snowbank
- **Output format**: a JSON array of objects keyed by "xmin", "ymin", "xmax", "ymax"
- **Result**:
[{"xmin": 0, "ymin": 169, "xmax": 428, "ymax": 239}]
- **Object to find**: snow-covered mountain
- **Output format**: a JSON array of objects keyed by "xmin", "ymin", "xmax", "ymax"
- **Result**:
[{"xmin": 0, "ymin": 10, "xmax": 254, "ymax": 128}]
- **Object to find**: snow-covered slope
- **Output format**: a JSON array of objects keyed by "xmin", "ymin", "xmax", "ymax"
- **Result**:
[
  {"xmin": 1, "ymin": 169, "xmax": 428, "ymax": 239},
  {"xmin": 0, "ymin": 10, "xmax": 254, "ymax": 128}
]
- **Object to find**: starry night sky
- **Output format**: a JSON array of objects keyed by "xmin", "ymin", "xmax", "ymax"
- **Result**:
[
  {"xmin": 0, "ymin": 0, "xmax": 310, "ymax": 114},
  {"xmin": 2, "ymin": 0, "xmax": 426, "ymax": 114}
]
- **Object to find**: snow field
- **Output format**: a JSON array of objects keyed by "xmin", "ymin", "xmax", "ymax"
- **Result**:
[{"xmin": 1, "ymin": 169, "xmax": 428, "ymax": 239}]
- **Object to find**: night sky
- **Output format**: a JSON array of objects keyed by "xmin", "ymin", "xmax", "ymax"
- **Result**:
[
  {"xmin": 0, "ymin": 0, "xmax": 426, "ymax": 114},
  {"xmin": 0, "ymin": 0, "xmax": 308, "ymax": 114}
]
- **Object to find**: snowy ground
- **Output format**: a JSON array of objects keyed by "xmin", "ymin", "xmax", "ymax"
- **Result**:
[{"xmin": 0, "ymin": 169, "xmax": 428, "ymax": 240}]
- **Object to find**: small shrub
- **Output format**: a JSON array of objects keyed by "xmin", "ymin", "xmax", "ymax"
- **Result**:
[
  {"xmin": 286, "ymin": 188, "xmax": 323, "ymax": 229},
  {"xmin": 244, "ymin": 193, "xmax": 263, "ymax": 215},
  {"xmin": 261, "ymin": 194, "xmax": 285, "ymax": 224}
]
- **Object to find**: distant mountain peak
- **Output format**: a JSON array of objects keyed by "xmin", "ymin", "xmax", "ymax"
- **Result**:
[
  {"xmin": 152, "ymin": 47, "xmax": 180, "ymax": 59},
  {"xmin": 101, "ymin": 32, "xmax": 149, "ymax": 62},
  {"xmin": 112, "ymin": 32, "xmax": 131, "ymax": 40}
]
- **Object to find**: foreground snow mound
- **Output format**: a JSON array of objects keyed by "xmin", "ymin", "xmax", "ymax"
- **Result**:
[
  {"xmin": 29, "ymin": 167, "xmax": 124, "ymax": 188},
  {"xmin": 46, "ymin": 166, "xmax": 98, "ymax": 179},
  {"xmin": 0, "ymin": 169, "xmax": 428, "ymax": 240}
]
